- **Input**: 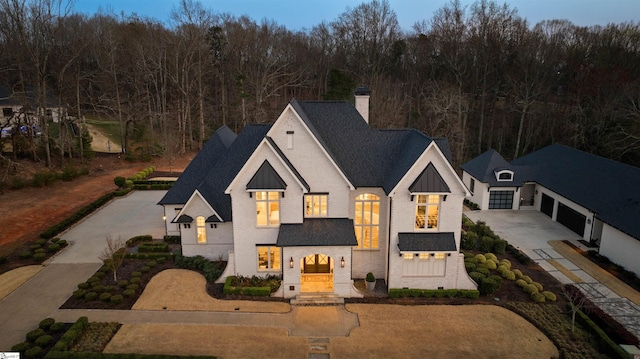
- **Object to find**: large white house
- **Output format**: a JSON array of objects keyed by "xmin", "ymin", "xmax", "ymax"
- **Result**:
[
  {"xmin": 461, "ymin": 146, "xmax": 640, "ymax": 277},
  {"xmin": 159, "ymin": 89, "xmax": 477, "ymax": 298}
]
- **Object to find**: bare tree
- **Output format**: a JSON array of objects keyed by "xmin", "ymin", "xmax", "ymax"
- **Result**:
[
  {"xmin": 99, "ymin": 236, "xmax": 127, "ymax": 284},
  {"xmin": 563, "ymin": 284, "xmax": 588, "ymax": 333}
]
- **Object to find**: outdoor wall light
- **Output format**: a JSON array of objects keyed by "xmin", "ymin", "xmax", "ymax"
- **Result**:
[
  {"xmin": 162, "ymin": 215, "xmax": 166, "ymax": 221},
  {"xmin": 289, "ymin": 257, "xmax": 294, "ymax": 268},
  {"xmin": 340, "ymin": 257, "xmax": 345, "ymax": 268}
]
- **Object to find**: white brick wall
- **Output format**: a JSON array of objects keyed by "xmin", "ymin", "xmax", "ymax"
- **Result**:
[{"xmin": 388, "ymin": 143, "xmax": 476, "ymax": 290}]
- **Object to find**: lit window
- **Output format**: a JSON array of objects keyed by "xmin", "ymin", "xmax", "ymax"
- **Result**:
[
  {"xmin": 415, "ymin": 195, "xmax": 439, "ymax": 230},
  {"xmin": 305, "ymin": 194, "xmax": 328, "ymax": 217},
  {"xmin": 257, "ymin": 246, "xmax": 280, "ymax": 270},
  {"xmin": 256, "ymin": 191, "xmax": 280, "ymax": 227},
  {"xmin": 354, "ymin": 193, "xmax": 380, "ymax": 249},
  {"xmin": 196, "ymin": 216, "xmax": 206, "ymax": 243},
  {"xmin": 403, "ymin": 253, "xmax": 413, "ymax": 260},
  {"xmin": 419, "ymin": 253, "xmax": 430, "ymax": 260},
  {"xmin": 434, "ymin": 253, "xmax": 445, "ymax": 260}
]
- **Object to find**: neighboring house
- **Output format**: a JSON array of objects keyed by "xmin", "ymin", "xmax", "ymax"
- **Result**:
[
  {"xmin": 0, "ymin": 86, "xmax": 65, "ymax": 137},
  {"xmin": 461, "ymin": 145, "xmax": 640, "ymax": 277},
  {"xmin": 159, "ymin": 89, "xmax": 477, "ymax": 298}
]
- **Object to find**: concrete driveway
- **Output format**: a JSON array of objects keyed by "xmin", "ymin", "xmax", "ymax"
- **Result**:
[
  {"xmin": 464, "ymin": 210, "xmax": 590, "ymax": 284},
  {"xmin": 0, "ymin": 190, "xmax": 167, "ymax": 350},
  {"xmin": 53, "ymin": 191, "xmax": 166, "ymax": 264},
  {"xmin": 464, "ymin": 209, "xmax": 640, "ymax": 340}
]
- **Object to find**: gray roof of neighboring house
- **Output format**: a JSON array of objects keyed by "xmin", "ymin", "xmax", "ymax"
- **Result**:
[
  {"xmin": 292, "ymin": 100, "xmax": 446, "ymax": 194},
  {"xmin": 276, "ymin": 218, "xmax": 358, "ymax": 247},
  {"xmin": 511, "ymin": 144, "xmax": 640, "ymax": 240},
  {"xmin": 158, "ymin": 124, "xmax": 270, "ymax": 222},
  {"xmin": 397, "ymin": 232, "xmax": 457, "ymax": 252},
  {"xmin": 463, "ymin": 144, "xmax": 640, "ymax": 240}
]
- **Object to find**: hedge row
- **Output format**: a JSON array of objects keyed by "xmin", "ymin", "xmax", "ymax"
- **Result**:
[
  {"xmin": 222, "ymin": 276, "xmax": 271, "ymax": 296},
  {"xmin": 126, "ymin": 235, "xmax": 153, "ymax": 247},
  {"xmin": 572, "ymin": 303, "xmax": 632, "ymax": 359},
  {"xmin": 126, "ymin": 166, "xmax": 155, "ymax": 182},
  {"xmin": 174, "ymin": 255, "xmax": 223, "ymax": 283},
  {"xmin": 138, "ymin": 242, "xmax": 169, "ymax": 253},
  {"xmin": 388, "ymin": 288, "xmax": 480, "ymax": 299},
  {"xmin": 125, "ymin": 253, "xmax": 175, "ymax": 260},
  {"xmin": 47, "ymin": 316, "xmax": 88, "ymax": 354},
  {"xmin": 40, "ymin": 188, "xmax": 132, "ymax": 239},
  {"xmin": 163, "ymin": 235, "xmax": 181, "ymax": 244}
]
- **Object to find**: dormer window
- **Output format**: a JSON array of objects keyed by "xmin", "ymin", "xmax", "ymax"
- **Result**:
[{"xmin": 495, "ymin": 170, "xmax": 514, "ymax": 182}]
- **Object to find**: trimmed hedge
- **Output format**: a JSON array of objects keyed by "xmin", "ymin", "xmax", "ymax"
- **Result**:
[
  {"xmin": 388, "ymin": 288, "xmax": 480, "ymax": 299},
  {"xmin": 138, "ymin": 242, "xmax": 169, "ymax": 253},
  {"xmin": 572, "ymin": 304, "xmax": 631, "ymax": 359},
  {"xmin": 163, "ymin": 235, "xmax": 181, "ymax": 244},
  {"xmin": 126, "ymin": 235, "xmax": 153, "ymax": 247},
  {"xmin": 222, "ymin": 276, "xmax": 271, "ymax": 296},
  {"xmin": 174, "ymin": 255, "xmax": 223, "ymax": 283},
  {"xmin": 48, "ymin": 316, "xmax": 88, "ymax": 353}
]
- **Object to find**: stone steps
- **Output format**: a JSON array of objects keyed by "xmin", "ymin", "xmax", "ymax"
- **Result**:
[{"xmin": 291, "ymin": 293, "xmax": 344, "ymax": 306}]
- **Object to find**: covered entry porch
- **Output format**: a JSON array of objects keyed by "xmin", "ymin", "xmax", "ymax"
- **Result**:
[{"xmin": 276, "ymin": 218, "xmax": 362, "ymax": 298}]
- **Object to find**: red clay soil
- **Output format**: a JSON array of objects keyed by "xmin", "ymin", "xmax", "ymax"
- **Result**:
[{"xmin": 0, "ymin": 153, "xmax": 193, "ymax": 256}]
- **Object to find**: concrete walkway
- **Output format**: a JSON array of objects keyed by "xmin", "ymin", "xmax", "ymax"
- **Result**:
[
  {"xmin": 50, "ymin": 306, "xmax": 359, "ymax": 337},
  {"xmin": 465, "ymin": 210, "xmax": 640, "ymax": 340}
]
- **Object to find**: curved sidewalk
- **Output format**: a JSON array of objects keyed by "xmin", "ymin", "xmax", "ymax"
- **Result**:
[{"xmin": 50, "ymin": 306, "xmax": 359, "ymax": 337}]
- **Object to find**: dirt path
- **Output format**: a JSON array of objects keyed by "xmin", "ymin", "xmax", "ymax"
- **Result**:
[
  {"xmin": 0, "ymin": 153, "xmax": 193, "ymax": 255},
  {"xmin": 87, "ymin": 124, "xmax": 121, "ymax": 153}
]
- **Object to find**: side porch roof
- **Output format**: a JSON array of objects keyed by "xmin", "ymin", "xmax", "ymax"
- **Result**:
[{"xmin": 397, "ymin": 232, "xmax": 457, "ymax": 252}]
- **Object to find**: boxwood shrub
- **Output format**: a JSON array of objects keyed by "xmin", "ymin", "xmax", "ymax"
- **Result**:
[
  {"xmin": 126, "ymin": 235, "xmax": 153, "ymax": 247},
  {"xmin": 39, "ymin": 318, "xmax": 55, "ymax": 330},
  {"xmin": 26, "ymin": 328, "xmax": 45, "ymax": 342},
  {"xmin": 35, "ymin": 334, "xmax": 53, "ymax": 346}
]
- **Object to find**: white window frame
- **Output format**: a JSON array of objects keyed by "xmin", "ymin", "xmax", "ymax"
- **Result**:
[
  {"xmin": 196, "ymin": 216, "xmax": 206, "ymax": 243},
  {"xmin": 414, "ymin": 194, "xmax": 440, "ymax": 230},
  {"xmin": 255, "ymin": 191, "xmax": 280, "ymax": 227},
  {"xmin": 304, "ymin": 194, "xmax": 328, "ymax": 217},
  {"xmin": 354, "ymin": 193, "xmax": 380, "ymax": 249},
  {"xmin": 495, "ymin": 170, "xmax": 514, "ymax": 182},
  {"xmin": 257, "ymin": 246, "xmax": 281, "ymax": 271}
]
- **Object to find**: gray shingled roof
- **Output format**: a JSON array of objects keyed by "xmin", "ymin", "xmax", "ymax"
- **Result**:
[
  {"xmin": 159, "ymin": 124, "xmax": 270, "ymax": 222},
  {"xmin": 397, "ymin": 232, "xmax": 457, "ymax": 251},
  {"xmin": 276, "ymin": 218, "xmax": 358, "ymax": 247},
  {"xmin": 511, "ymin": 144, "xmax": 640, "ymax": 240},
  {"xmin": 292, "ymin": 100, "xmax": 443, "ymax": 194},
  {"xmin": 158, "ymin": 125, "xmax": 237, "ymax": 205}
]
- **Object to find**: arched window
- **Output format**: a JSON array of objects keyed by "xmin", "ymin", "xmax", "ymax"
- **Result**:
[
  {"xmin": 354, "ymin": 193, "xmax": 379, "ymax": 249},
  {"xmin": 196, "ymin": 216, "xmax": 206, "ymax": 243}
]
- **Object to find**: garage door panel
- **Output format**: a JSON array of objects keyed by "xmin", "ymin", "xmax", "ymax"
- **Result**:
[
  {"xmin": 541, "ymin": 194, "xmax": 554, "ymax": 217},
  {"xmin": 557, "ymin": 203, "xmax": 586, "ymax": 237},
  {"xmin": 489, "ymin": 191, "xmax": 514, "ymax": 209}
]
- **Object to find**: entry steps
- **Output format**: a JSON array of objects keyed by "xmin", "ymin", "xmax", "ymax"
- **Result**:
[{"xmin": 291, "ymin": 293, "xmax": 344, "ymax": 306}]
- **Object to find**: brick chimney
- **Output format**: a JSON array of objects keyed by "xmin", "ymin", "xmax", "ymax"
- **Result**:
[{"xmin": 354, "ymin": 86, "xmax": 371, "ymax": 124}]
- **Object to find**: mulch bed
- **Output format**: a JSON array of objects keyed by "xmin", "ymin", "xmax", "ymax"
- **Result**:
[
  {"xmin": 0, "ymin": 240, "xmax": 68, "ymax": 275},
  {"xmin": 60, "ymin": 258, "xmax": 175, "ymax": 310}
]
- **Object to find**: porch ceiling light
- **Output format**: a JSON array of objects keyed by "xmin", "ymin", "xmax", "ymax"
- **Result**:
[
  {"xmin": 289, "ymin": 257, "xmax": 294, "ymax": 268},
  {"xmin": 340, "ymin": 257, "xmax": 345, "ymax": 268}
]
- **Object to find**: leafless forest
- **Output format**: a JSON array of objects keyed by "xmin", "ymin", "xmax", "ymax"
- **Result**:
[{"xmin": 1, "ymin": 0, "xmax": 639, "ymax": 170}]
